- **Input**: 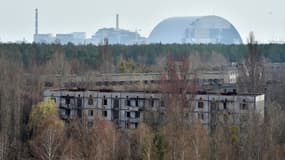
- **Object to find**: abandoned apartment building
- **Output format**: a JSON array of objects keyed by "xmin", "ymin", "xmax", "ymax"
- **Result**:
[
  {"xmin": 41, "ymin": 64, "xmax": 238, "ymax": 91},
  {"xmin": 43, "ymin": 88, "xmax": 264, "ymax": 132}
]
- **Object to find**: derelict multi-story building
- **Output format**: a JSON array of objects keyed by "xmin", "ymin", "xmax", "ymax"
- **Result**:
[
  {"xmin": 41, "ymin": 64, "xmax": 238, "ymax": 92},
  {"xmin": 43, "ymin": 89, "xmax": 264, "ymax": 132}
]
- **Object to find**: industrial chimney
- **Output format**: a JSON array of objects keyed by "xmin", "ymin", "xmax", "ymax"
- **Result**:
[
  {"xmin": 116, "ymin": 14, "xmax": 119, "ymax": 30},
  {"xmin": 35, "ymin": 8, "xmax": 38, "ymax": 35}
]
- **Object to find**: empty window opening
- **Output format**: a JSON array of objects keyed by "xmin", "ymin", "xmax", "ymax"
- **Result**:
[
  {"xmin": 88, "ymin": 95, "xmax": 93, "ymax": 105},
  {"xmin": 102, "ymin": 110, "xmax": 107, "ymax": 117}
]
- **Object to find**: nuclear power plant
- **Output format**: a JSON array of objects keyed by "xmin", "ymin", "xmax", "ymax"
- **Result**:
[
  {"xmin": 33, "ymin": 9, "xmax": 243, "ymax": 45},
  {"xmin": 148, "ymin": 16, "xmax": 242, "ymax": 44}
]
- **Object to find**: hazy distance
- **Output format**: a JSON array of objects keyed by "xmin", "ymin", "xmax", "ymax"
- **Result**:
[{"xmin": 0, "ymin": 0, "xmax": 284, "ymax": 43}]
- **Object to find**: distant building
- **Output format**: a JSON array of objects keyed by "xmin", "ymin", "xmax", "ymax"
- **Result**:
[
  {"xmin": 32, "ymin": 9, "xmax": 145, "ymax": 45},
  {"xmin": 44, "ymin": 89, "xmax": 264, "ymax": 132},
  {"xmin": 32, "ymin": 9, "xmax": 241, "ymax": 45},
  {"xmin": 33, "ymin": 9, "xmax": 242, "ymax": 45},
  {"xmin": 55, "ymin": 34, "xmax": 73, "ymax": 44},
  {"xmin": 90, "ymin": 28, "xmax": 146, "ymax": 45},
  {"xmin": 33, "ymin": 32, "xmax": 86, "ymax": 45},
  {"xmin": 34, "ymin": 34, "xmax": 54, "ymax": 44},
  {"xmin": 148, "ymin": 16, "xmax": 243, "ymax": 44},
  {"xmin": 55, "ymin": 32, "xmax": 86, "ymax": 45},
  {"xmin": 33, "ymin": 29, "xmax": 145, "ymax": 45}
]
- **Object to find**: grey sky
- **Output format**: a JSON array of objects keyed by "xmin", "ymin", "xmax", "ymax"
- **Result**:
[{"xmin": 0, "ymin": 0, "xmax": 284, "ymax": 43}]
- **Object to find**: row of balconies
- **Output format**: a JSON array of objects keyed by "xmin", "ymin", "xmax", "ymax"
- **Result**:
[{"xmin": 58, "ymin": 97, "xmax": 162, "ymax": 109}]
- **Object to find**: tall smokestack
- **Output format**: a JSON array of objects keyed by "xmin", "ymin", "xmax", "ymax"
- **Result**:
[
  {"xmin": 35, "ymin": 8, "xmax": 38, "ymax": 35},
  {"xmin": 116, "ymin": 14, "xmax": 119, "ymax": 30}
]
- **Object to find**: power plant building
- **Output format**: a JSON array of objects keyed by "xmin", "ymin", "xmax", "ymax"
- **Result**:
[
  {"xmin": 147, "ymin": 16, "xmax": 243, "ymax": 44},
  {"xmin": 32, "ymin": 9, "xmax": 242, "ymax": 45},
  {"xmin": 89, "ymin": 14, "xmax": 146, "ymax": 45},
  {"xmin": 90, "ymin": 28, "xmax": 146, "ymax": 45},
  {"xmin": 55, "ymin": 32, "xmax": 86, "ymax": 45},
  {"xmin": 33, "ymin": 34, "xmax": 54, "ymax": 44}
]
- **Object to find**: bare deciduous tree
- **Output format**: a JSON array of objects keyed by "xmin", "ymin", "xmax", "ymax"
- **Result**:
[
  {"xmin": 159, "ymin": 55, "xmax": 207, "ymax": 160},
  {"xmin": 96, "ymin": 39, "xmax": 115, "ymax": 73},
  {"xmin": 30, "ymin": 115, "xmax": 65, "ymax": 160},
  {"xmin": 238, "ymin": 32, "xmax": 264, "ymax": 94},
  {"xmin": 0, "ymin": 56, "xmax": 24, "ymax": 160},
  {"xmin": 188, "ymin": 51, "xmax": 228, "ymax": 71},
  {"xmin": 66, "ymin": 117, "xmax": 116, "ymax": 160}
]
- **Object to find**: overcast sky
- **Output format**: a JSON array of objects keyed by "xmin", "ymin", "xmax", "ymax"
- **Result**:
[{"xmin": 0, "ymin": 0, "xmax": 284, "ymax": 43}]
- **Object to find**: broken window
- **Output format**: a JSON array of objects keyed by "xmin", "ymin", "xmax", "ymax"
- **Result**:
[
  {"xmin": 88, "ymin": 95, "xmax": 93, "ymax": 105},
  {"xmin": 103, "ymin": 96, "xmax": 107, "ymax": 105},
  {"xmin": 126, "ymin": 112, "xmax": 130, "ymax": 118},
  {"xmin": 151, "ymin": 98, "xmax": 155, "ymax": 107},
  {"xmin": 135, "ymin": 111, "xmax": 140, "ymax": 118},
  {"xmin": 240, "ymin": 99, "xmax": 248, "ymax": 110},
  {"xmin": 223, "ymin": 99, "xmax": 227, "ymax": 110},
  {"xmin": 135, "ymin": 97, "xmax": 139, "ymax": 107},
  {"xmin": 77, "ymin": 95, "xmax": 82, "ymax": 107},
  {"xmin": 65, "ymin": 94, "xmax": 70, "ymax": 105},
  {"xmin": 89, "ymin": 110, "xmax": 94, "ymax": 117},
  {"xmin": 198, "ymin": 101, "xmax": 204, "ymax": 109},
  {"xmin": 102, "ymin": 110, "xmax": 107, "ymax": 117},
  {"xmin": 126, "ymin": 96, "xmax": 131, "ymax": 106}
]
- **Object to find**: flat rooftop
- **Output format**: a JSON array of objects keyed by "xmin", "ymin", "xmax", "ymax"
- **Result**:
[{"xmin": 46, "ymin": 88, "xmax": 264, "ymax": 96}]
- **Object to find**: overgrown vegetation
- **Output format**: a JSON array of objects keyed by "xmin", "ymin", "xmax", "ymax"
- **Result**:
[{"xmin": 0, "ymin": 39, "xmax": 285, "ymax": 159}]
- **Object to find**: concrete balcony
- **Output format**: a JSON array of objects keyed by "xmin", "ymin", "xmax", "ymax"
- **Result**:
[
  {"xmin": 129, "ymin": 117, "xmax": 140, "ymax": 123},
  {"xmin": 128, "ymin": 106, "xmax": 141, "ymax": 111}
]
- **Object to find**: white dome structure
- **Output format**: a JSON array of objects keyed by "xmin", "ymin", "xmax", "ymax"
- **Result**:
[{"xmin": 147, "ymin": 16, "xmax": 242, "ymax": 44}]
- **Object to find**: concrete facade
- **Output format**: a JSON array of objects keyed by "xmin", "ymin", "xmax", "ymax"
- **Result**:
[
  {"xmin": 42, "ymin": 65, "xmax": 238, "ymax": 92},
  {"xmin": 43, "ymin": 89, "xmax": 264, "ymax": 131}
]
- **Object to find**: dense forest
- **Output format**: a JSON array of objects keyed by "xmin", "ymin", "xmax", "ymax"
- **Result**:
[
  {"xmin": 1, "ymin": 43, "xmax": 285, "ymax": 70},
  {"xmin": 0, "ymin": 40, "xmax": 285, "ymax": 160}
]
